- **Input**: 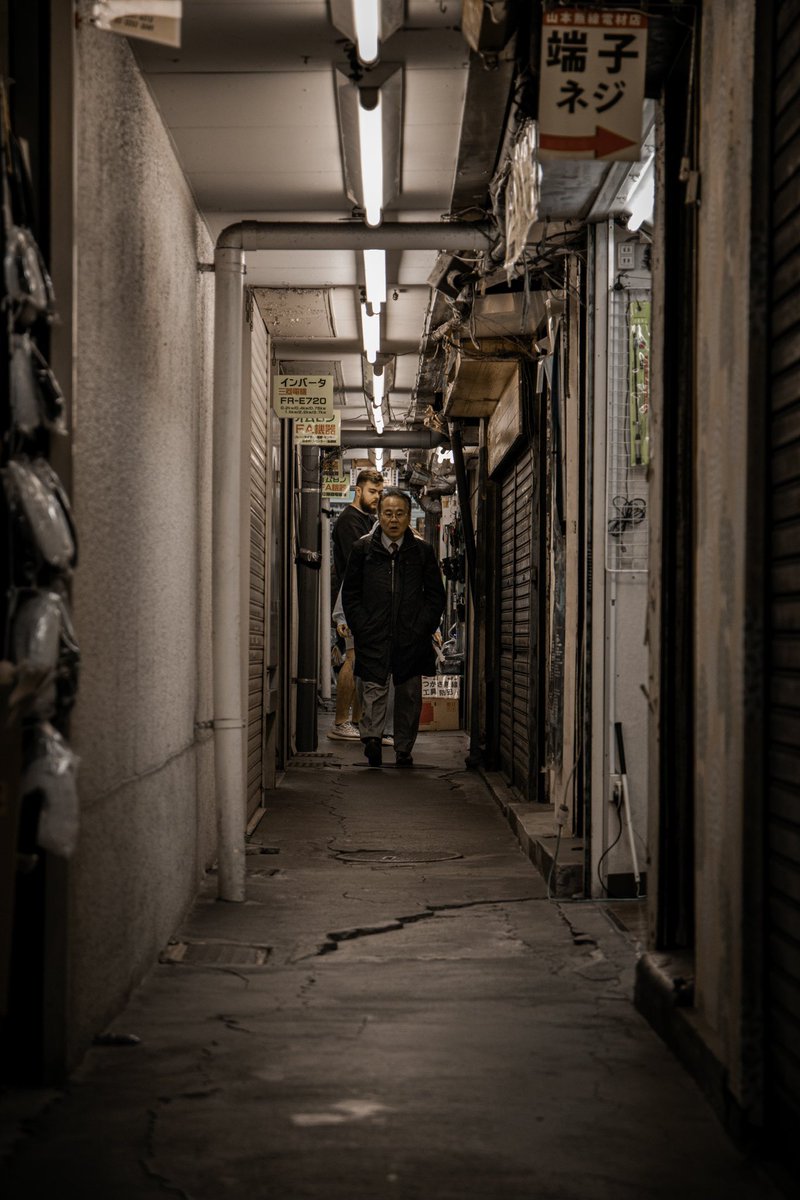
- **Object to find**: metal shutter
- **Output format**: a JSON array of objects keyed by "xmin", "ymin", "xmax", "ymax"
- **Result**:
[
  {"xmin": 248, "ymin": 311, "xmax": 269, "ymax": 818},
  {"xmin": 498, "ymin": 447, "xmax": 535, "ymax": 790},
  {"xmin": 766, "ymin": 0, "xmax": 800, "ymax": 1145}
]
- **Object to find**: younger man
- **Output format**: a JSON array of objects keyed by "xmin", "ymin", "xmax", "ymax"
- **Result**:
[{"xmin": 328, "ymin": 468, "xmax": 383, "ymax": 739}]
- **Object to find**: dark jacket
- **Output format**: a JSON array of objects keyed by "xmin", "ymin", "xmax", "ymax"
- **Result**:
[
  {"xmin": 332, "ymin": 503, "xmax": 375, "ymax": 584},
  {"xmin": 342, "ymin": 527, "xmax": 446, "ymax": 685}
]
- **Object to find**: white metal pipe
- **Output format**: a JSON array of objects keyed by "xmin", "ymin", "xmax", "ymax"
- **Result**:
[
  {"xmin": 319, "ymin": 507, "xmax": 332, "ymax": 701},
  {"xmin": 608, "ymin": 573, "xmax": 617, "ymax": 793},
  {"xmin": 620, "ymin": 772, "xmax": 642, "ymax": 894},
  {"xmin": 212, "ymin": 245, "xmax": 247, "ymax": 902},
  {"xmin": 217, "ymin": 221, "xmax": 494, "ymax": 252},
  {"xmin": 208, "ymin": 216, "xmax": 490, "ymax": 898}
]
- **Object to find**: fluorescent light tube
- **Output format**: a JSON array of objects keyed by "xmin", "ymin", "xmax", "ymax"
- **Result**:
[
  {"xmin": 360, "ymin": 302, "xmax": 380, "ymax": 363},
  {"xmin": 625, "ymin": 155, "xmax": 655, "ymax": 232},
  {"xmin": 372, "ymin": 368, "xmax": 385, "ymax": 407},
  {"xmin": 375, "ymin": 448, "xmax": 384, "ymax": 471},
  {"xmin": 363, "ymin": 249, "xmax": 386, "ymax": 312},
  {"xmin": 374, "ymin": 408, "xmax": 384, "ymax": 434},
  {"xmin": 358, "ymin": 96, "xmax": 383, "ymax": 227},
  {"xmin": 354, "ymin": 0, "xmax": 380, "ymax": 65}
]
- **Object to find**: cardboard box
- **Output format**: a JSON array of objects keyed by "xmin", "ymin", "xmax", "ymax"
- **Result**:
[{"xmin": 418, "ymin": 697, "xmax": 460, "ymax": 731}]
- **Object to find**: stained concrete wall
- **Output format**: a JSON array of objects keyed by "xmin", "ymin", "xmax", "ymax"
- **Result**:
[
  {"xmin": 67, "ymin": 12, "xmax": 216, "ymax": 1061},
  {"xmin": 692, "ymin": 0, "xmax": 756, "ymax": 1101}
]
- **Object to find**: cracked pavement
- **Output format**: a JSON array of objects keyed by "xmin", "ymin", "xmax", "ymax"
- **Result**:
[{"xmin": 1, "ymin": 729, "xmax": 783, "ymax": 1199}]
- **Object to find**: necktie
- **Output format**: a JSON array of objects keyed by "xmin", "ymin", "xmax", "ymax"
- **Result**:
[{"xmin": 389, "ymin": 542, "xmax": 398, "ymax": 558}]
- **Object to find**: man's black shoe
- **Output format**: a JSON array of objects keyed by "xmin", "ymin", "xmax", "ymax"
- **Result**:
[
  {"xmin": 363, "ymin": 737, "xmax": 382, "ymax": 767},
  {"xmin": 395, "ymin": 751, "xmax": 413, "ymax": 768}
]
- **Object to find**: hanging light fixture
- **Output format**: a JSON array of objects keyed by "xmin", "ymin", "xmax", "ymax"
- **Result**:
[
  {"xmin": 372, "ymin": 367, "xmax": 385, "ymax": 408},
  {"xmin": 358, "ymin": 94, "xmax": 383, "ymax": 228},
  {"xmin": 360, "ymin": 302, "xmax": 380, "ymax": 363},
  {"xmin": 329, "ymin": 0, "xmax": 405, "ymax": 67},
  {"xmin": 335, "ymin": 66, "xmax": 403, "ymax": 228},
  {"xmin": 354, "ymin": 0, "xmax": 379, "ymax": 64},
  {"xmin": 363, "ymin": 248, "xmax": 387, "ymax": 312}
]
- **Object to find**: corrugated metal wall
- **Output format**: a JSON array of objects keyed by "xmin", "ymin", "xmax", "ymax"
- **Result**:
[
  {"xmin": 498, "ymin": 446, "xmax": 536, "ymax": 790},
  {"xmin": 766, "ymin": 0, "xmax": 800, "ymax": 1147},
  {"xmin": 248, "ymin": 311, "xmax": 269, "ymax": 817}
]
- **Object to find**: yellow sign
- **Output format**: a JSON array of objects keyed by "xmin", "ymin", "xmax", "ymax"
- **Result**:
[
  {"xmin": 538, "ymin": 9, "xmax": 647, "ymax": 161},
  {"xmin": 294, "ymin": 413, "xmax": 340, "ymax": 445},
  {"xmin": 273, "ymin": 374, "xmax": 334, "ymax": 419},
  {"xmin": 322, "ymin": 475, "xmax": 351, "ymax": 498}
]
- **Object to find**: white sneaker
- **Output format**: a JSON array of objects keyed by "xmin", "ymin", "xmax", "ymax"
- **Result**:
[
  {"xmin": 382, "ymin": 734, "xmax": 394, "ymax": 746},
  {"xmin": 327, "ymin": 721, "xmax": 360, "ymax": 740}
]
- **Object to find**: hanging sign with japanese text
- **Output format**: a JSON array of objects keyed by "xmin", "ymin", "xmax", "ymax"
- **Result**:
[
  {"xmin": 273, "ymin": 374, "xmax": 334, "ymax": 419},
  {"xmin": 91, "ymin": 1, "xmax": 182, "ymax": 47},
  {"xmin": 422, "ymin": 675, "xmax": 461, "ymax": 699},
  {"xmin": 538, "ymin": 9, "xmax": 648, "ymax": 161},
  {"xmin": 293, "ymin": 412, "xmax": 340, "ymax": 445},
  {"xmin": 322, "ymin": 475, "xmax": 352, "ymax": 498}
]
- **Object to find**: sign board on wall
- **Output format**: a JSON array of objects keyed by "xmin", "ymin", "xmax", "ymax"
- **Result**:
[
  {"xmin": 294, "ymin": 412, "xmax": 340, "ymax": 445},
  {"xmin": 322, "ymin": 475, "xmax": 351, "ymax": 498},
  {"xmin": 538, "ymin": 9, "xmax": 648, "ymax": 161},
  {"xmin": 487, "ymin": 363, "xmax": 522, "ymax": 476},
  {"xmin": 273, "ymin": 374, "xmax": 334, "ymax": 419},
  {"xmin": 422, "ymin": 675, "xmax": 461, "ymax": 699},
  {"xmin": 91, "ymin": 1, "xmax": 182, "ymax": 47}
]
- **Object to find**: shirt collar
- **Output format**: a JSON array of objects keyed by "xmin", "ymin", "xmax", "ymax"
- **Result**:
[{"xmin": 381, "ymin": 531, "xmax": 401, "ymax": 552}]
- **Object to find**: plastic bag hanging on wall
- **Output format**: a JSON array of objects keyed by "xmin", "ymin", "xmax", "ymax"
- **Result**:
[
  {"xmin": 10, "ymin": 333, "xmax": 67, "ymax": 436},
  {"xmin": 2, "ymin": 457, "xmax": 77, "ymax": 571},
  {"xmin": 503, "ymin": 121, "xmax": 542, "ymax": 273},
  {"xmin": 22, "ymin": 722, "xmax": 80, "ymax": 859},
  {"xmin": 628, "ymin": 299, "xmax": 650, "ymax": 467},
  {"xmin": 91, "ymin": 1, "xmax": 182, "ymax": 48}
]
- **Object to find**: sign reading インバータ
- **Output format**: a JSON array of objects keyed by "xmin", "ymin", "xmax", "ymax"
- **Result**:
[
  {"xmin": 273, "ymin": 375, "xmax": 334, "ymax": 419},
  {"xmin": 538, "ymin": 9, "xmax": 648, "ymax": 161}
]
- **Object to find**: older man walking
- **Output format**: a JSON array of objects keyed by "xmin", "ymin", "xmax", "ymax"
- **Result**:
[{"xmin": 342, "ymin": 488, "xmax": 445, "ymax": 768}]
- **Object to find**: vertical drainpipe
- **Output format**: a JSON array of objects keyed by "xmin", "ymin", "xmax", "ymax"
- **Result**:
[
  {"xmin": 319, "ymin": 504, "xmax": 332, "ymax": 701},
  {"xmin": 296, "ymin": 444, "xmax": 321, "ymax": 750},
  {"xmin": 212, "ymin": 245, "xmax": 247, "ymax": 902}
]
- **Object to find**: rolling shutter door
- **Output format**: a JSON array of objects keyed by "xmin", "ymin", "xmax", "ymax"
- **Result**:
[
  {"xmin": 248, "ymin": 312, "xmax": 269, "ymax": 818},
  {"xmin": 766, "ymin": 0, "xmax": 800, "ymax": 1147},
  {"xmin": 498, "ymin": 447, "xmax": 535, "ymax": 790}
]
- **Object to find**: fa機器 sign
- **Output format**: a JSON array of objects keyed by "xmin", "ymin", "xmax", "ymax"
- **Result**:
[{"xmin": 294, "ymin": 413, "xmax": 340, "ymax": 445}]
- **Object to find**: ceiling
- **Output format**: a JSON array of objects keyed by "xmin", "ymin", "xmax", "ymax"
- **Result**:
[
  {"xmin": 133, "ymin": 1, "xmax": 673, "ymax": 438},
  {"xmin": 133, "ymin": 0, "xmax": 493, "ymax": 433}
]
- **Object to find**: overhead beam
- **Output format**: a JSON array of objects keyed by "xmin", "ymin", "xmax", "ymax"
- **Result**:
[{"xmin": 217, "ymin": 221, "xmax": 494, "ymax": 252}]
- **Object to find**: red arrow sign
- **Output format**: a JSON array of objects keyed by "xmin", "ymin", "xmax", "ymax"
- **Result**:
[{"xmin": 539, "ymin": 126, "xmax": 637, "ymax": 158}]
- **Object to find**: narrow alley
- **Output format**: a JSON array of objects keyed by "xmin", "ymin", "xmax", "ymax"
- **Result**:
[
  {"xmin": 1, "ymin": 725, "xmax": 783, "ymax": 1199},
  {"xmin": 1, "ymin": 2, "xmax": 799, "ymax": 1195}
]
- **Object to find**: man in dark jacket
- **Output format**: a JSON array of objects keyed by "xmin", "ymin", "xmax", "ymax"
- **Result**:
[
  {"xmin": 342, "ymin": 487, "xmax": 445, "ymax": 768},
  {"xmin": 332, "ymin": 468, "xmax": 384, "ymax": 587},
  {"xmin": 328, "ymin": 468, "xmax": 383, "ymax": 739}
]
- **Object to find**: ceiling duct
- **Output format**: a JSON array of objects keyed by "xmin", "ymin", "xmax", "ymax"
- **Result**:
[
  {"xmin": 339, "ymin": 426, "xmax": 448, "ymax": 449},
  {"xmin": 217, "ymin": 221, "xmax": 494, "ymax": 252}
]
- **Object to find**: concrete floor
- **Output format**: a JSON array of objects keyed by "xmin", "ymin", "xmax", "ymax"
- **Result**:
[{"xmin": 1, "ymin": 726, "xmax": 784, "ymax": 1199}]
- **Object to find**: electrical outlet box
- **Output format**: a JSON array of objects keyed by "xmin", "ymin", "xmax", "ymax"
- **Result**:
[{"xmin": 617, "ymin": 242, "xmax": 636, "ymax": 270}]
